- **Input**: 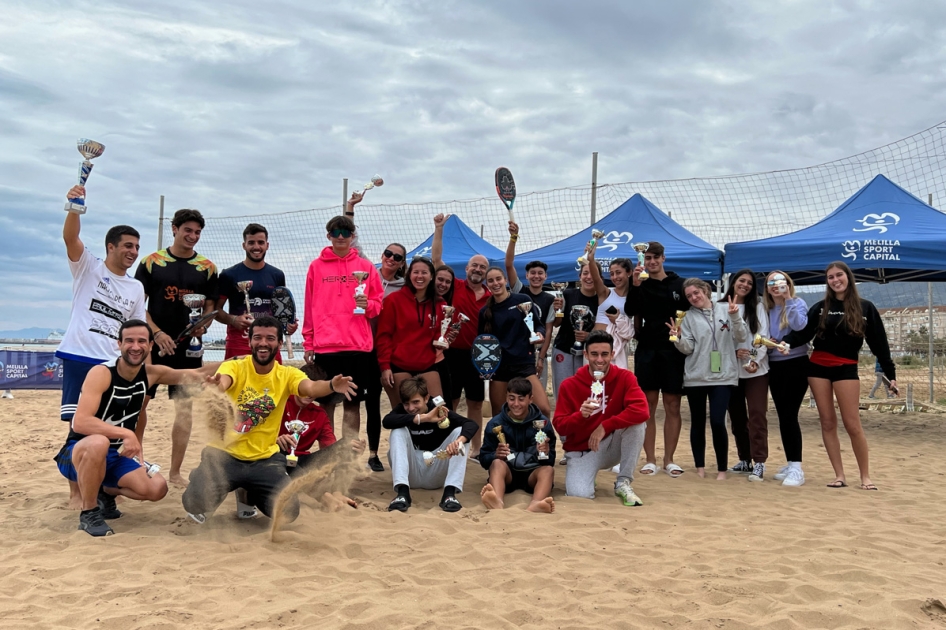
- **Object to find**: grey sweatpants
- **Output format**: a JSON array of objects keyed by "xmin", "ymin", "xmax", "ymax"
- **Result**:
[
  {"xmin": 552, "ymin": 349, "xmax": 584, "ymax": 398},
  {"xmin": 563, "ymin": 423, "xmax": 646, "ymax": 499},
  {"xmin": 388, "ymin": 427, "xmax": 467, "ymax": 492}
]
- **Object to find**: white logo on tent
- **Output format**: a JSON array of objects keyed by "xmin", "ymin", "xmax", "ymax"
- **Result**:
[
  {"xmin": 841, "ymin": 240, "xmax": 860, "ymax": 261},
  {"xmin": 853, "ymin": 212, "xmax": 900, "ymax": 234},
  {"xmin": 597, "ymin": 231, "xmax": 634, "ymax": 252},
  {"xmin": 413, "ymin": 246, "xmax": 433, "ymax": 259}
]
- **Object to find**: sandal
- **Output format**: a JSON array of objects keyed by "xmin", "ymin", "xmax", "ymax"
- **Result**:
[
  {"xmin": 388, "ymin": 496, "xmax": 411, "ymax": 512},
  {"xmin": 639, "ymin": 463, "xmax": 659, "ymax": 475},
  {"xmin": 859, "ymin": 483, "xmax": 878, "ymax": 491},
  {"xmin": 665, "ymin": 463, "xmax": 684, "ymax": 478},
  {"xmin": 826, "ymin": 480, "xmax": 848, "ymax": 488},
  {"xmin": 439, "ymin": 496, "xmax": 462, "ymax": 513}
]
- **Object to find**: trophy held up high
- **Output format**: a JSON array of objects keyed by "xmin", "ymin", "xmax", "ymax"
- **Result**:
[
  {"xmin": 577, "ymin": 230, "xmax": 605, "ymax": 266},
  {"xmin": 633, "ymin": 243, "xmax": 650, "ymax": 280},
  {"xmin": 64, "ymin": 139, "xmax": 105, "ymax": 214}
]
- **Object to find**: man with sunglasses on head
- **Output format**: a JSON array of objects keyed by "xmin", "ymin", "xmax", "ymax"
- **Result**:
[{"xmin": 302, "ymin": 215, "xmax": 383, "ymax": 441}]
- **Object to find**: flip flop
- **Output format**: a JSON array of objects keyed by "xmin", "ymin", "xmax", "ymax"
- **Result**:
[
  {"xmin": 826, "ymin": 480, "xmax": 848, "ymax": 488},
  {"xmin": 388, "ymin": 496, "xmax": 411, "ymax": 512},
  {"xmin": 639, "ymin": 463, "xmax": 659, "ymax": 475},
  {"xmin": 859, "ymin": 483, "xmax": 878, "ymax": 491},
  {"xmin": 665, "ymin": 463, "xmax": 684, "ymax": 478},
  {"xmin": 439, "ymin": 496, "xmax": 462, "ymax": 512}
]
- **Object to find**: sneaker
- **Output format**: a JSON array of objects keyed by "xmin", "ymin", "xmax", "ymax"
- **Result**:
[
  {"xmin": 97, "ymin": 487, "xmax": 122, "ymax": 520},
  {"xmin": 559, "ymin": 457, "xmax": 568, "ymax": 466},
  {"xmin": 614, "ymin": 479, "xmax": 643, "ymax": 506},
  {"xmin": 728, "ymin": 460, "xmax": 752, "ymax": 474},
  {"xmin": 748, "ymin": 462, "xmax": 765, "ymax": 482},
  {"xmin": 187, "ymin": 512, "xmax": 207, "ymax": 524},
  {"xmin": 367, "ymin": 456, "xmax": 385, "ymax": 473},
  {"xmin": 773, "ymin": 464, "xmax": 791, "ymax": 481},
  {"xmin": 782, "ymin": 468, "xmax": 806, "ymax": 487},
  {"xmin": 78, "ymin": 507, "xmax": 114, "ymax": 537}
]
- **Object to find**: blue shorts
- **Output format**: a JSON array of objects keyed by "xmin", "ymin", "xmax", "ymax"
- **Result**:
[
  {"xmin": 60, "ymin": 357, "xmax": 104, "ymax": 421},
  {"xmin": 54, "ymin": 440, "xmax": 141, "ymax": 488}
]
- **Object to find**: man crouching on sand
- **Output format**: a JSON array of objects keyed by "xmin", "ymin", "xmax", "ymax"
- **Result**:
[
  {"xmin": 55, "ymin": 320, "xmax": 211, "ymax": 537},
  {"xmin": 479, "ymin": 377, "xmax": 556, "ymax": 513},
  {"xmin": 182, "ymin": 316, "xmax": 358, "ymax": 524}
]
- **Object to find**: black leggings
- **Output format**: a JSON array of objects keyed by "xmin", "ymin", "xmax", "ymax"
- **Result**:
[
  {"xmin": 364, "ymin": 350, "xmax": 382, "ymax": 453},
  {"xmin": 768, "ymin": 356, "xmax": 809, "ymax": 462},
  {"xmin": 687, "ymin": 385, "xmax": 732, "ymax": 471}
]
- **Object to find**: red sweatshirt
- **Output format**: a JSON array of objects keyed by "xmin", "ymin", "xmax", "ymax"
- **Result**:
[
  {"xmin": 375, "ymin": 286, "xmax": 446, "ymax": 372},
  {"xmin": 552, "ymin": 364, "xmax": 649, "ymax": 452},
  {"xmin": 278, "ymin": 397, "xmax": 336, "ymax": 456}
]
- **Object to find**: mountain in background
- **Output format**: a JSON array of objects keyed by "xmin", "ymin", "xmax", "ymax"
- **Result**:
[{"xmin": 0, "ymin": 327, "xmax": 65, "ymax": 339}]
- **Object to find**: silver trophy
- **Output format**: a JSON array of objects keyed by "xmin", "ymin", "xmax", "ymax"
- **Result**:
[
  {"xmin": 550, "ymin": 282, "xmax": 567, "ymax": 318},
  {"xmin": 517, "ymin": 302, "xmax": 542, "ymax": 344},
  {"xmin": 577, "ymin": 230, "xmax": 605, "ymax": 265},
  {"xmin": 569, "ymin": 304, "xmax": 593, "ymax": 355},
  {"xmin": 533, "ymin": 420, "xmax": 549, "ymax": 461},
  {"xmin": 236, "ymin": 280, "xmax": 254, "ymax": 337},
  {"xmin": 183, "ymin": 293, "xmax": 206, "ymax": 358},
  {"xmin": 357, "ymin": 174, "xmax": 384, "ymax": 196},
  {"xmin": 132, "ymin": 457, "xmax": 161, "ymax": 477},
  {"xmin": 434, "ymin": 305, "xmax": 456, "ymax": 349},
  {"xmin": 590, "ymin": 370, "xmax": 605, "ymax": 408},
  {"xmin": 284, "ymin": 419, "xmax": 306, "ymax": 468},
  {"xmin": 450, "ymin": 312, "xmax": 470, "ymax": 337},
  {"xmin": 743, "ymin": 348, "xmax": 760, "ymax": 373},
  {"xmin": 352, "ymin": 271, "xmax": 370, "ymax": 314},
  {"xmin": 64, "ymin": 139, "xmax": 105, "ymax": 214},
  {"xmin": 633, "ymin": 243, "xmax": 650, "ymax": 280}
]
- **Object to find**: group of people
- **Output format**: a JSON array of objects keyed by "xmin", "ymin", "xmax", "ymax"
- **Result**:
[{"xmin": 53, "ymin": 185, "xmax": 897, "ymax": 536}]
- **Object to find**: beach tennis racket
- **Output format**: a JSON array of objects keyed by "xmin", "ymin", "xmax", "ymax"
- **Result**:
[
  {"xmin": 495, "ymin": 167, "xmax": 517, "ymax": 222},
  {"xmin": 158, "ymin": 310, "xmax": 219, "ymax": 357},
  {"xmin": 271, "ymin": 286, "xmax": 296, "ymax": 359},
  {"xmin": 471, "ymin": 334, "xmax": 502, "ymax": 380}
]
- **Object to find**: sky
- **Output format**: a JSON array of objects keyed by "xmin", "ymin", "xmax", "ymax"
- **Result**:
[{"xmin": 2, "ymin": 0, "xmax": 946, "ymax": 331}]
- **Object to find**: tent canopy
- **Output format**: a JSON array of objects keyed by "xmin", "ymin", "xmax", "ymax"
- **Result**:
[
  {"xmin": 724, "ymin": 174, "xmax": 946, "ymax": 284},
  {"xmin": 404, "ymin": 214, "xmax": 504, "ymax": 280},
  {"xmin": 515, "ymin": 193, "xmax": 724, "ymax": 282}
]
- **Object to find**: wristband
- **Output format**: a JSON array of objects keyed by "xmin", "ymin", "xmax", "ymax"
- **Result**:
[
  {"xmin": 345, "ymin": 212, "xmax": 355, "ymax": 217},
  {"xmin": 509, "ymin": 235, "xmax": 519, "ymax": 242},
  {"xmin": 329, "ymin": 380, "xmax": 337, "ymax": 394}
]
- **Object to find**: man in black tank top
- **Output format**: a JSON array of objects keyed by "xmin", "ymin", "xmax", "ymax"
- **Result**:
[{"xmin": 55, "ymin": 320, "xmax": 210, "ymax": 536}]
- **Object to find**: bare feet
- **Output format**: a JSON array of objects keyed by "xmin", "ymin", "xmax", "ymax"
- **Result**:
[
  {"xmin": 68, "ymin": 482, "xmax": 82, "ymax": 510},
  {"xmin": 169, "ymin": 473, "xmax": 189, "ymax": 488},
  {"xmin": 696, "ymin": 467, "xmax": 706, "ymax": 478},
  {"xmin": 320, "ymin": 491, "xmax": 358, "ymax": 512},
  {"xmin": 526, "ymin": 497, "xmax": 555, "ymax": 513},
  {"xmin": 716, "ymin": 471, "xmax": 726, "ymax": 481},
  {"xmin": 480, "ymin": 483, "xmax": 504, "ymax": 510}
]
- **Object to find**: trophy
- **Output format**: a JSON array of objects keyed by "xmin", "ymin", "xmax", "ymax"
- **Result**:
[
  {"xmin": 517, "ymin": 303, "xmax": 542, "ymax": 343},
  {"xmin": 432, "ymin": 395, "xmax": 450, "ymax": 429},
  {"xmin": 577, "ymin": 230, "xmax": 605, "ymax": 265},
  {"xmin": 284, "ymin": 419, "xmax": 306, "ymax": 467},
  {"xmin": 183, "ymin": 294, "xmax": 207, "ymax": 358},
  {"xmin": 753, "ymin": 334, "xmax": 789, "ymax": 354},
  {"xmin": 434, "ymin": 305, "xmax": 456, "ymax": 349},
  {"xmin": 493, "ymin": 426, "xmax": 515, "ymax": 462},
  {"xmin": 450, "ymin": 312, "xmax": 470, "ymax": 336},
  {"xmin": 533, "ymin": 420, "xmax": 549, "ymax": 461},
  {"xmin": 550, "ymin": 282, "xmax": 567, "ymax": 318},
  {"xmin": 64, "ymin": 138, "xmax": 105, "ymax": 214},
  {"xmin": 569, "ymin": 305, "xmax": 594, "ymax": 355},
  {"xmin": 352, "ymin": 271, "xmax": 370, "ymax": 314},
  {"xmin": 669, "ymin": 310, "xmax": 686, "ymax": 342},
  {"xmin": 423, "ymin": 444, "xmax": 464, "ymax": 466},
  {"xmin": 236, "ymin": 280, "xmax": 254, "ymax": 337},
  {"xmin": 132, "ymin": 457, "xmax": 161, "ymax": 478},
  {"xmin": 590, "ymin": 370, "xmax": 605, "ymax": 407},
  {"xmin": 743, "ymin": 348, "xmax": 760, "ymax": 373},
  {"xmin": 357, "ymin": 174, "xmax": 384, "ymax": 196},
  {"xmin": 633, "ymin": 243, "xmax": 650, "ymax": 280}
]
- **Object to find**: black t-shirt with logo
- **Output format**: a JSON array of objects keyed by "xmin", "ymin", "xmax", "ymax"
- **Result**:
[
  {"xmin": 553, "ymin": 288, "xmax": 599, "ymax": 353},
  {"xmin": 134, "ymin": 248, "xmax": 219, "ymax": 341}
]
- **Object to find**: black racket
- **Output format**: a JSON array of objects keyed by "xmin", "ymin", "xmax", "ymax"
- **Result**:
[
  {"xmin": 271, "ymin": 286, "xmax": 296, "ymax": 359},
  {"xmin": 495, "ymin": 167, "xmax": 517, "ymax": 222},
  {"xmin": 471, "ymin": 334, "xmax": 502, "ymax": 380},
  {"xmin": 158, "ymin": 310, "xmax": 218, "ymax": 357}
]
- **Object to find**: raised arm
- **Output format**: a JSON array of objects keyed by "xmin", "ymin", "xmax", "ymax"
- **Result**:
[
  {"xmin": 505, "ymin": 221, "xmax": 520, "ymax": 289},
  {"xmin": 431, "ymin": 213, "xmax": 448, "ymax": 268},
  {"xmin": 586, "ymin": 246, "xmax": 609, "ymax": 302},
  {"xmin": 63, "ymin": 185, "xmax": 86, "ymax": 262}
]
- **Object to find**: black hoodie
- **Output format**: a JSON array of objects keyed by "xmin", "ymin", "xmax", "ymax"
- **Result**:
[
  {"xmin": 382, "ymin": 400, "xmax": 478, "ymax": 452},
  {"xmin": 480, "ymin": 403, "xmax": 556, "ymax": 471},
  {"xmin": 624, "ymin": 271, "xmax": 689, "ymax": 351}
]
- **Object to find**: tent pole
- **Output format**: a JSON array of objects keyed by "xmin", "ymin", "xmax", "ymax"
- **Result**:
[
  {"xmin": 480, "ymin": 224, "xmax": 484, "ymax": 238},
  {"xmin": 342, "ymin": 178, "xmax": 348, "ymax": 213},
  {"xmin": 590, "ymin": 151, "xmax": 598, "ymax": 225},
  {"xmin": 929, "ymin": 193, "xmax": 935, "ymax": 403},
  {"xmin": 157, "ymin": 195, "xmax": 164, "ymax": 250}
]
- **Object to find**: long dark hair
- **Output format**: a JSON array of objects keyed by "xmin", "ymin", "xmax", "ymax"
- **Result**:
[
  {"xmin": 407, "ymin": 257, "xmax": 437, "ymax": 303},
  {"xmin": 435, "ymin": 264, "xmax": 455, "ymax": 305},
  {"xmin": 384, "ymin": 242, "xmax": 407, "ymax": 279},
  {"xmin": 819, "ymin": 261, "xmax": 864, "ymax": 338},
  {"xmin": 480, "ymin": 266, "xmax": 508, "ymax": 334},
  {"xmin": 720, "ymin": 268, "xmax": 760, "ymax": 334}
]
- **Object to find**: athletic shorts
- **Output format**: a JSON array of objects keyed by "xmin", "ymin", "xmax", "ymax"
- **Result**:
[
  {"xmin": 808, "ymin": 362, "xmax": 859, "ymax": 382},
  {"xmin": 60, "ymin": 358, "xmax": 103, "ymax": 420},
  {"xmin": 492, "ymin": 360, "xmax": 537, "ymax": 383},
  {"xmin": 147, "ymin": 346, "xmax": 202, "ymax": 398},
  {"xmin": 634, "ymin": 347, "xmax": 685, "ymax": 394},
  {"xmin": 390, "ymin": 363, "xmax": 437, "ymax": 377},
  {"xmin": 508, "ymin": 468, "xmax": 538, "ymax": 493},
  {"xmin": 445, "ymin": 347, "xmax": 485, "ymax": 403},
  {"xmin": 54, "ymin": 440, "xmax": 141, "ymax": 488},
  {"xmin": 310, "ymin": 350, "xmax": 373, "ymax": 403}
]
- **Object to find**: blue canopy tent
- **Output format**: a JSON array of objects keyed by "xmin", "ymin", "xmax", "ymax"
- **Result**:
[
  {"xmin": 724, "ymin": 174, "xmax": 946, "ymax": 284},
  {"xmin": 515, "ymin": 193, "xmax": 724, "ymax": 282},
  {"xmin": 404, "ymin": 215, "xmax": 504, "ymax": 280}
]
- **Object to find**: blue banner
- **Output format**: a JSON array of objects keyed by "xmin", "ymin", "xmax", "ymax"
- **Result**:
[{"xmin": 0, "ymin": 351, "xmax": 64, "ymax": 390}]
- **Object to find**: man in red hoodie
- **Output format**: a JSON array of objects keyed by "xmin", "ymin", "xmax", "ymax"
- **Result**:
[
  {"xmin": 302, "ymin": 215, "xmax": 383, "ymax": 441},
  {"xmin": 553, "ymin": 330, "xmax": 649, "ymax": 506}
]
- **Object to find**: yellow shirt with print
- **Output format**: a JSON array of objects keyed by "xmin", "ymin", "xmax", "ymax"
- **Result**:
[{"xmin": 214, "ymin": 356, "xmax": 307, "ymax": 461}]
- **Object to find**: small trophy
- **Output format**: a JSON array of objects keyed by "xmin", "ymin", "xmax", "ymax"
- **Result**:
[
  {"xmin": 352, "ymin": 271, "xmax": 370, "ymax": 314},
  {"xmin": 570, "ymin": 305, "xmax": 593, "ymax": 355},
  {"xmin": 633, "ymin": 243, "xmax": 650, "ymax": 280},
  {"xmin": 669, "ymin": 310, "xmax": 686, "ymax": 342},
  {"xmin": 743, "ymin": 348, "xmax": 759, "ymax": 373},
  {"xmin": 590, "ymin": 370, "xmax": 605, "ymax": 407},
  {"xmin": 357, "ymin": 174, "xmax": 384, "ymax": 196},
  {"xmin": 432, "ymin": 395, "xmax": 450, "ymax": 429},
  {"xmin": 183, "ymin": 294, "xmax": 206, "ymax": 358},
  {"xmin": 132, "ymin": 457, "xmax": 161, "ymax": 478},
  {"xmin": 533, "ymin": 420, "xmax": 549, "ymax": 461},
  {"xmin": 517, "ymin": 302, "xmax": 542, "ymax": 343},
  {"xmin": 236, "ymin": 280, "xmax": 254, "ymax": 337},
  {"xmin": 424, "ymin": 446, "xmax": 462, "ymax": 467},
  {"xmin": 450, "ymin": 312, "xmax": 470, "ymax": 336},
  {"xmin": 577, "ymin": 230, "xmax": 605, "ymax": 265},
  {"xmin": 753, "ymin": 334, "xmax": 789, "ymax": 354},
  {"xmin": 493, "ymin": 426, "xmax": 515, "ymax": 462},
  {"xmin": 550, "ymin": 282, "xmax": 567, "ymax": 318},
  {"xmin": 284, "ymin": 419, "xmax": 306, "ymax": 467},
  {"xmin": 434, "ymin": 305, "xmax": 456, "ymax": 348},
  {"xmin": 64, "ymin": 139, "xmax": 105, "ymax": 214}
]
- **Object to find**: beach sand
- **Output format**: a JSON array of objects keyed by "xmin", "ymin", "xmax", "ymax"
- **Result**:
[{"xmin": 1, "ymin": 388, "xmax": 945, "ymax": 629}]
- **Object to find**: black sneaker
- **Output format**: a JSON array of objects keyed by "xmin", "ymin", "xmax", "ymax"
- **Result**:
[
  {"xmin": 728, "ymin": 460, "xmax": 752, "ymax": 474},
  {"xmin": 79, "ymin": 507, "xmax": 114, "ymax": 537},
  {"xmin": 367, "ymin": 456, "xmax": 385, "ymax": 472},
  {"xmin": 97, "ymin": 487, "xmax": 122, "ymax": 520}
]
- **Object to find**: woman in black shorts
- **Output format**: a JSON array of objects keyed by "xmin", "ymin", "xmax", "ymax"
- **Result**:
[
  {"xmin": 784, "ymin": 261, "xmax": 896, "ymax": 491},
  {"xmin": 478, "ymin": 267, "xmax": 551, "ymax": 417}
]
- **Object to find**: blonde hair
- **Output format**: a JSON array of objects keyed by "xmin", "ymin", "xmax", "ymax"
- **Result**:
[
  {"xmin": 682, "ymin": 278, "xmax": 712, "ymax": 301},
  {"xmin": 762, "ymin": 270, "xmax": 797, "ymax": 330}
]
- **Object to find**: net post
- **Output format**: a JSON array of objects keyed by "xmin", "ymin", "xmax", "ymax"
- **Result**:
[
  {"xmin": 342, "ymin": 178, "xmax": 348, "ymax": 213},
  {"xmin": 480, "ymin": 225, "xmax": 484, "ymax": 238},
  {"xmin": 157, "ymin": 195, "xmax": 165, "ymax": 250},
  {"xmin": 590, "ymin": 151, "xmax": 598, "ymax": 225},
  {"xmin": 929, "ymin": 193, "xmax": 935, "ymax": 403}
]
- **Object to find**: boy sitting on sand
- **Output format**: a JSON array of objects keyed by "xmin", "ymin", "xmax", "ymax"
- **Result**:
[
  {"xmin": 479, "ymin": 378, "xmax": 556, "ymax": 513},
  {"xmin": 277, "ymin": 363, "xmax": 338, "ymax": 476}
]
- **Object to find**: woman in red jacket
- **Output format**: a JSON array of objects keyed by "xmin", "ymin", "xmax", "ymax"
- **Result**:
[{"xmin": 376, "ymin": 257, "xmax": 446, "ymax": 404}]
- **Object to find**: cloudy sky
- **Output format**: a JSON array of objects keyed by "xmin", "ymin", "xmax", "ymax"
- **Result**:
[{"xmin": 2, "ymin": 0, "xmax": 946, "ymax": 331}]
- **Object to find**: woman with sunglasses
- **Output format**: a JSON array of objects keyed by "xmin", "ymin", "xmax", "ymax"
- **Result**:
[
  {"xmin": 783, "ymin": 262, "xmax": 895, "ymax": 491},
  {"xmin": 761, "ymin": 270, "xmax": 809, "ymax": 486},
  {"xmin": 376, "ymin": 257, "xmax": 446, "ymax": 405}
]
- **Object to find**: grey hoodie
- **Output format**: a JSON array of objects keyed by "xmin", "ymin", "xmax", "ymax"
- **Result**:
[{"xmin": 673, "ymin": 303, "xmax": 747, "ymax": 388}]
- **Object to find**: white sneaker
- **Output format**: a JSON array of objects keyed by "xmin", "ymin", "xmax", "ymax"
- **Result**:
[
  {"xmin": 610, "ymin": 464, "xmax": 621, "ymax": 473},
  {"xmin": 773, "ymin": 464, "xmax": 791, "ymax": 481},
  {"xmin": 614, "ymin": 479, "xmax": 643, "ymax": 506},
  {"xmin": 748, "ymin": 462, "xmax": 765, "ymax": 482},
  {"xmin": 782, "ymin": 468, "xmax": 805, "ymax": 487},
  {"xmin": 187, "ymin": 512, "xmax": 206, "ymax": 524}
]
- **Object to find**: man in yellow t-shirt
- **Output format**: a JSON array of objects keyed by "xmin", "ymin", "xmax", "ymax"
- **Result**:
[{"xmin": 182, "ymin": 316, "xmax": 356, "ymax": 523}]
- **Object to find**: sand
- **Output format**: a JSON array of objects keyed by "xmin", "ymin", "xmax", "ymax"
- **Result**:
[{"xmin": 2, "ymin": 388, "xmax": 945, "ymax": 629}]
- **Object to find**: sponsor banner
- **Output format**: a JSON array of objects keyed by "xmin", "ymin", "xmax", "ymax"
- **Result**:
[{"xmin": 0, "ymin": 351, "xmax": 64, "ymax": 390}]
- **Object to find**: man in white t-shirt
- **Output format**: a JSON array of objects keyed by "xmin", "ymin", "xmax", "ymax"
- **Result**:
[{"xmin": 56, "ymin": 185, "xmax": 147, "ymax": 508}]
